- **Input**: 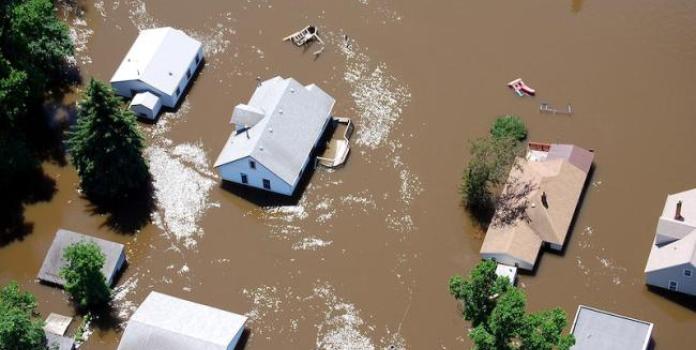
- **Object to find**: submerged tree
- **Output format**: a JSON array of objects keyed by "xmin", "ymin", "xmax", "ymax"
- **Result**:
[
  {"xmin": 60, "ymin": 241, "xmax": 112, "ymax": 310},
  {"xmin": 449, "ymin": 261, "xmax": 575, "ymax": 350},
  {"xmin": 491, "ymin": 115, "xmax": 527, "ymax": 142},
  {"xmin": 449, "ymin": 259, "xmax": 512, "ymax": 327},
  {"xmin": 460, "ymin": 136, "xmax": 522, "ymax": 219},
  {"xmin": 68, "ymin": 79, "xmax": 150, "ymax": 203},
  {"xmin": 0, "ymin": 281, "xmax": 46, "ymax": 350}
]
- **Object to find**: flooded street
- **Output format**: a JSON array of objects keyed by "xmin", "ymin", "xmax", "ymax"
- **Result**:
[{"xmin": 2, "ymin": 0, "xmax": 696, "ymax": 348}]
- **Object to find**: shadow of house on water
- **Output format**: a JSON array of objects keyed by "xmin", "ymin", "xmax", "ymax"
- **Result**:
[{"xmin": 646, "ymin": 285, "xmax": 696, "ymax": 312}]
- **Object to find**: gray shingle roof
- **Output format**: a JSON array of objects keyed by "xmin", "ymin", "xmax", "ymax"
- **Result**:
[
  {"xmin": 570, "ymin": 305, "xmax": 652, "ymax": 350},
  {"xmin": 214, "ymin": 76, "xmax": 335, "ymax": 186},
  {"xmin": 37, "ymin": 229, "xmax": 126, "ymax": 286},
  {"xmin": 46, "ymin": 332, "xmax": 75, "ymax": 350}
]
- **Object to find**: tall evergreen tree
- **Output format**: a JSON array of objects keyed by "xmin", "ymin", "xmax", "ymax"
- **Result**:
[
  {"xmin": 60, "ymin": 241, "xmax": 112, "ymax": 310},
  {"xmin": 0, "ymin": 281, "xmax": 46, "ymax": 350},
  {"xmin": 68, "ymin": 79, "xmax": 150, "ymax": 203}
]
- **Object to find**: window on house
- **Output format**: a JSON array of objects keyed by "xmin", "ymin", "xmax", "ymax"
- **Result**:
[
  {"xmin": 187, "ymin": 69, "xmax": 192, "ymax": 79},
  {"xmin": 175, "ymin": 87, "xmax": 181, "ymax": 97},
  {"xmin": 684, "ymin": 269, "xmax": 692, "ymax": 277},
  {"xmin": 262, "ymin": 179, "xmax": 271, "ymax": 190},
  {"xmin": 241, "ymin": 173, "xmax": 248, "ymax": 184},
  {"xmin": 249, "ymin": 160, "xmax": 256, "ymax": 169},
  {"xmin": 195, "ymin": 53, "xmax": 201, "ymax": 64},
  {"xmin": 669, "ymin": 280, "xmax": 679, "ymax": 291}
]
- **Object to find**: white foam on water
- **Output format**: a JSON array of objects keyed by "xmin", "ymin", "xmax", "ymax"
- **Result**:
[
  {"xmin": 341, "ymin": 48, "xmax": 411, "ymax": 149},
  {"xmin": 314, "ymin": 283, "xmax": 376, "ymax": 350},
  {"xmin": 68, "ymin": 17, "xmax": 94, "ymax": 65},
  {"xmin": 293, "ymin": 237, "xmax": 333, "ymax": 251},
  {"xmin": 147, "ymin": 144, "xmax": 217, "ymax": 248},
  {"xmin": 171, "ymin": 142, "xmax": 216, "ymax": 177},
  {"xmin": 112, "ymin": 274, "xmax": 139, "ymax": 322},
  {"xmin": 127, "ymin": 0, "xmax": 159, "ymax": 30}
]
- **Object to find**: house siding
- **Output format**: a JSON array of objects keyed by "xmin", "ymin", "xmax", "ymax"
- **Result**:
[
  {"xmin": 217, "ymin": 156, "xmax": 294, "ymax": 196},
  {"xmin": 481, "ymin": 253, "xmax": 535, "ymax": 271},
  {"xmin": 646, "ymin": 263, "xmax": 696, "ymax": 296}
]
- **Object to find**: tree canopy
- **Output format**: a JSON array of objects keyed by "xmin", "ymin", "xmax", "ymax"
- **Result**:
[
  {"xmin": 0, "ymin": 0, "xmax": 73, "ymax": 238},
  {"xmin": 60, "ymin": 241, "xmax": 112, "ymax": 310},
  {"xmin": 0, "ymin": 281, "xmax": 46, "ymax": 350},
  {"xmin": 491, "ymin": 115, "xmax": 528, "ymax": 142},
  {"xmin": 460, "ymin": 136, "xmax": 522, "ymax": 218},
  {"xmin": 68, "ymin": 79, "xmax": 150, "ymax": 203},
  {"xmin": 449, "ymin": 261, "xmax": 575, "ymax": 350}
]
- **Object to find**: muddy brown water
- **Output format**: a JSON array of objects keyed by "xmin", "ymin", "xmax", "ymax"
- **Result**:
[{"xmin": 2, "ymin": 0, "xmax": 696, "ymax": 348}]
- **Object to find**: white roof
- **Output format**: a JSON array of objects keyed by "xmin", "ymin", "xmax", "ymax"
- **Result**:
[
  {"xmin": 214, "ymin": 76, "xmax": 335, "ymax": 186},
  {"xmin": 495, "ymin": 263, "xmax": 517, "ymax": 284},
  {"xmin": 111, "ymin": 27, "xmax": 201, "ymax": 96},
  {"xmin": 130, "ymin": 91, "xmax": 160, "ymax": 109},
  {"xmin": 118, "ymin": 292, "xmax": 247, "ymax": 350},
  {"xmin": 646, "ymin": 189, "xmax": 696, "ymax": 272},
  {"xmin": 646, "ymin": 229, "xmax": 696, "ymax": 272}
]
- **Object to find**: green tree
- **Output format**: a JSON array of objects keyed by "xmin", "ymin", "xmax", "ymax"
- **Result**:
[
  {"xmin": 460, "ymin": 136, "xmax": 522, "ymax": 216},
  {"xmin": 68, "ymin": 79, "xmax": 150, "ymax": 203},
  {"xmin": 488, "ymin": 288, "xmax": 526, "ymax": 349},
  {"xmin": 0, "ymin": 281, "xmax": 46, "ymax": 350},
  {"xmin": 520, "ymin": 308, "xmax": 575, "ymax": 350},
  {"xmin": 448, "ymin": 260, "xmax": 511, "ymax": 326},
  {"xmin": 1, "ymin": 0, "xmax": 73, "ymax": 93},
  {"xmin": 449, "ymin": 261, "xmax": 574, "ymax": 350},
  {"xmin": 491, "ymin": 115, "xmax": 527, "ymax": 142},
  {"xmin": 60, "ymin": 241, "xmax": 112, "ymax": 310}
]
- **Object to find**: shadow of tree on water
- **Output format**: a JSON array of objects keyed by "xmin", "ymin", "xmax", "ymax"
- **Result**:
[
  {"xmin": 87, "ymin": 179, "xmax": 156, "ymax": 235},
  {"xmin": 0, "ymin": 167, "xmax": 57, "ymax": 247}
]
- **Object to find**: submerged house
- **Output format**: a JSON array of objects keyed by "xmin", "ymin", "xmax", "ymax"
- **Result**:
[
  {"xmin": 570, "ymin": 305, "xmax": 653, "ymax": 350},
  {"xmin": 117, "ymin": 291, "xmax": 248, "ymax": 350},
  {"xmin": 37, "ymin": 229, "xmax": 126, "ymax": 287},
  {"xmin": 480, "ymin": 143, "xmax": 594, "ymax": 270},
  {"xmin": 214, "ymin": 76, "xmax": 335, "ymax": 196},
  {"xmin": 111, "ymin": 27, "xmax": 203, "ymax": 119},
  {"xmin": 645, "ymin": 188, "xmax": 696, "ymax": 296}
]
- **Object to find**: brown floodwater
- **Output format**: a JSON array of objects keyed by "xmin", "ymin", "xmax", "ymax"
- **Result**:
[{"xmin": 2, "ymin": 0, "xmax": 696, "ymax": 348}]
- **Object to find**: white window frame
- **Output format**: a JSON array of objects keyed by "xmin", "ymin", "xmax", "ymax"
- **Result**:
[
  {"xmin": 668, "ymin": 280, "xmax": 679, "ymax": 291},
  {"xmin": 684, "ymin": 269, "xmax": 692, "ymax": 278}
]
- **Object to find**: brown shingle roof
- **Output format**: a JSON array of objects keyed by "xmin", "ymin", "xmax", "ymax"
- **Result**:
[{"xmin": 480, "ymin": 144, "xmax": 593, "ymax": 270}]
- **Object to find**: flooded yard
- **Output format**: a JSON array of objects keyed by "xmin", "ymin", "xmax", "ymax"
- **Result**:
[{"xmin": 1, "ymin": 0, "xmax": 696, "ymax": 348}]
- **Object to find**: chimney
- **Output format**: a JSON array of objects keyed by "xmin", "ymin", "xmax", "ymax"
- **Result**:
[
  {"xmin": 675, "ymin": 200, "xmax": 684, "ymax": 221},
  {"xmin": 541, "ymin": 191, "xmax": 548, "ymax": 209}
]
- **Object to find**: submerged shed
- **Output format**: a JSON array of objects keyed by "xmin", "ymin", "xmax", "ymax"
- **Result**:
[
  {"xmin": 45, "ymin": 333, "xmax": 75, "ymax": 350},
  {"xmin": 37, "ymin": 229, "xmax": 126, "ymax": 287},
  {"xmin": 117, "ymin": 291, "xmax": 248, "ymax": 350}
]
